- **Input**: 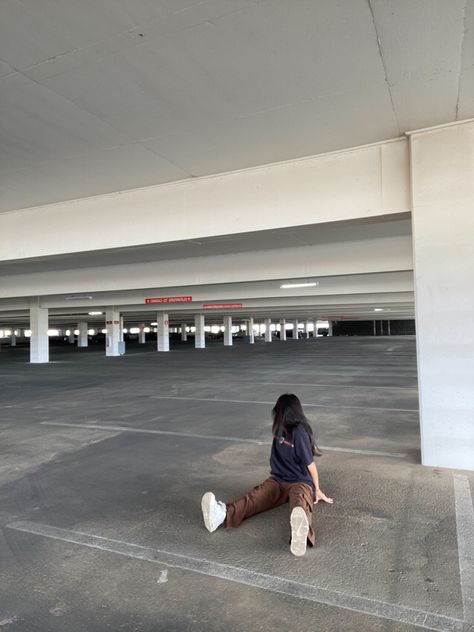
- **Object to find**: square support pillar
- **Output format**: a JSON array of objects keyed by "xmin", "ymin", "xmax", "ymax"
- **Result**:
[
  {"xmin": 105, "ymin": 310, "xmax": 121, "ymax": 356},
  {"xmin": 292, "ymin": 319, "xmax": 299, "ymax": 339},
  {"xmin": 119, "ymin": 316, "xmax": 124, "ymax": 343},
  {"xmin": 247, "ymin": 318, "xmax": 255, "ymax": 344},
  {"xmin": 10, "ymin": 332, "xmax": 17, "ymax": 347},
  {"xmin": 156, "ymin": 313, "xmax": 170, "ymax": 352},
  {"xmin": 78, "ymin": 321, "xmax": 88, "ymax": 347},
  {"xmin": 181, "ymin": 323, "xmax": 188, "ymax": 342},
  {"xmin": 264, "ymin": 318, "xmax": 272, "ymax": 343},
  {"xmin": 328, "ymin": 321, "xmax": 333, "ymax": 336},
  {"xmin": 195, "ymin": 314, "xmax": 205, "ymax": 348},
  {"xmin": 409, "ymin": 120, "xmax": 474, "ymax": 470},
  {"xmin": 280, "ymin": 319, "xmax": 287, "ymax": 341},
  {"xmin": 223, "ymin": 315, "xmax": 232, "ymax": 346},
  {"xmin": 30, "ymin": 306, "xmax": 49, "ymax": 363},
  {"xmin": 68, "ymin": 330, "xmax": 75, "ymax": 344},
  {"xmin": 304, "ymin": 321, "xmax": 310, "ymax": 338},
  {"xmin": 138, "ymin": 324, "xmax": 146, "ymax": 344}
]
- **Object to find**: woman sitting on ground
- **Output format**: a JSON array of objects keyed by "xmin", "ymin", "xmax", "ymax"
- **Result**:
[{"xmin": 201, "ymin": 393, "xmax": 333, "ymax": 556}]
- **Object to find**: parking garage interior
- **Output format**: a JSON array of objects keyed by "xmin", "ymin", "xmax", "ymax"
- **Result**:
[{"xmin": 1, "ymin": 2, "xmax": 473, "ymax": 631}]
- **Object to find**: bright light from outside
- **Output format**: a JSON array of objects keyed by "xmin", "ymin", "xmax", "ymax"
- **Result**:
[
  {"xmin": 211, "ymin": 325, "xmax": 220, "ymax": 334},
  {"xmin": 129, "ymin": 327, "xmax": 140, "ymax": 334},
  {"xmin": 74, "ymin": 329, "xmax": 79, "ymax": 335},
  {"xmin": 144, "ymin": 327, "xmax": 150, "ymax": 333},
  {"xmin": 88, "ymin": 311, "xmax": 103, "ymax": 316},
  {"xmin": 280, "ymin": 282, "xmax": 318, "ymax": 289},
  {"xmin": 101, "ymin": 328, "xmax": 107, "ymax": 334},
  {"xmin": 65, "ymin": 330, "xmax": 71, "ymax": 336},
  {"xmin": 150, "ymin": 322, "xmax": 157, "ymax": 326},
  {"xmin": 25, "ymin": 330, "xmax": 31, "ymax": 337},
  {"xmin": 47, "ymin": 329, "xmax": 60, "ymax": 336},
  {"xmin": 88, "ymin": 329, "xmax": 95, "ymax": 335},
  {"xmin": 123, "ymin": 328, "xmax": 128, "ymax": 334},
  {"xmin": 4, "ymin": 329, "xmax": 12, "ymax": 336}
]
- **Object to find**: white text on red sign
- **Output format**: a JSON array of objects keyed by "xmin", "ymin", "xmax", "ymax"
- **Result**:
[{"xmin": 145, "ymin": 296, "xmax": 192, "ymax": 304}]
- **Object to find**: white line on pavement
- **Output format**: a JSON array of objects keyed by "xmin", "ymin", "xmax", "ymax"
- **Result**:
[
  {"xmin": 149, "ymin": 395, "xmax": 417, "ymax": 413},
  {"xmin": 453, "ymin": 475, "xmax": 474, "ymax": 623},
  {"xmin": 5, "ymin": 520, "xmax": 463, "ymax": 632},
  {"xmin": 40, "ymin": 421, "xmax": 408, "ymax": 458}
]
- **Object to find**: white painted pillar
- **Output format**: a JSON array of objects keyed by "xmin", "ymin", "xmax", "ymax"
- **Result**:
[
  {"xmin": 181, "ymin": 323, "xmax": 188, "ymax": 342},
  {"xmin": 247, "ymin": 318, "xmax": 255, "ymax": 344},
  {"xmin": 328, "ymin": 321, "xmax": 333, "ymax": 336},
  {"xmin": 223, "ymin": 315, "xmax": 232, "ymax": 346},
  {"xmin": 10, "ymin": 332, "xmax": 17, "ymax": 346},
  {"xmin": 156, "ymin": 312, "xmax": 170, "ymax": 352},
  {"xmin": 264, "ymin": 318, "xmax": 272, "ymax": 343},
  {"xmin": 304, "ymin": 321, "xmax": 310, "ymax": 338},
  {"xmin": 105, "ymin": 310, "xmax": 120, "ymax": 356},
  {"xmin": 68, "ymin": 330, "xmax": 75, "ymax": 344},
  {"xmin": 78, "ymin": 321, "xmax": 88, "ymax": 347},
  {"xmin": 119, "ymin": 316, "xmax": 124, "ymax": 342},
  {"xmin": 292, "ymin": 319, "xmax": 299, "ymax": 339},
  {"xmin": 138, "ymin": 324, "xmax": 146, "ymax": 344},
  {"xmin": 280, "ymin": 319, "xmax": 287, "ymax": 341},
  {"xmin": 409, "ymin": 120, "xmax": 474, "ymax": 470},
  {"xmin": 387, "ymin": 320, "xmax": 391, "ymax": 336},
  {"xmin": 30, "ymin": 306, "xmax": 49, "ymax": 363},
  {"xmin": 194, "ymin": 314, "xmax": 205, "ymax": 348}
]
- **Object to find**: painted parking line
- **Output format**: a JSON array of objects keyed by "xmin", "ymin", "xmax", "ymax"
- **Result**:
[
  {"xmin": 453, "ymin": 475, "xmax": 474, "ymax": 623},
  {"xmin": 5, "ymin": 520, "xmax": 463, "ymax": 632},
  {"xmin": 40, "ymin": 422, "xmax": 408, "ymax": 458},
  {"xmin": 149, "ymin": 395, "xmax": 418, "ymax": 414}
]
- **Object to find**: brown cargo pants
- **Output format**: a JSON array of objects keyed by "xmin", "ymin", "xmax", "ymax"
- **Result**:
[{"xmin": 225, "ymin": 476, "xmax": 315, "ymax": 546}]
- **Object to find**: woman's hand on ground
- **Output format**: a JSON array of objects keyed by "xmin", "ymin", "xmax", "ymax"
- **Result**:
[{"xmin": 314, "ymin": 489, "xmax": 334, "ymax": 504}]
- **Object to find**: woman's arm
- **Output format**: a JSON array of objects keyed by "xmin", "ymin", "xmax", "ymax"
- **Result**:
[{"xmin": 307, "ymin": 462, "xmax": 334, "ymax": 504}]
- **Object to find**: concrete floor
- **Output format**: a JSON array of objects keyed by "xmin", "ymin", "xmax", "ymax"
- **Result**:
[{"xmin": 0, "ymin": 337, "xmax": 473, "ymax": 632}]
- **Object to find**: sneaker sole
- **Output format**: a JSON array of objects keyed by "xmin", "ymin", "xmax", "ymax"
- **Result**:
[
  {"xmin": 290, "ymin": 507, "xmax": 309, "ymax": 556},
  {"xmin": 201, "ymin": 491, "xmax": 217, "ymax": 532}
]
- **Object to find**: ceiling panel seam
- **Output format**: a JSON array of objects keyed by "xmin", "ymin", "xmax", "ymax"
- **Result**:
[
  {"xmin": 366, "ymin": 0, "xmax": 401, "ymax": 136},
  {"xmin": 455, "ymin": 0, "xmax": 470, "ymax": 120}
]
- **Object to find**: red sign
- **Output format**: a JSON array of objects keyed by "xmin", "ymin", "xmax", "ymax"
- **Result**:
[
  {"xmin": 145, "ymin": 296, "xmax": 192, "ymax": 304},
  {"xmin": 106, "ymin": 320, "xmax": 120, "ymax": 325},
  {"xmin": 203, "ymin": 303, "xmax": 243, "ymax": 309},
  {"xmin": 321, "ymin": 316, "xmax": 360, "ymax": 320}
]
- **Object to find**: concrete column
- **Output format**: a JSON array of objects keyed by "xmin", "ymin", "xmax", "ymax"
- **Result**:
[
  {"xmin": 292, "ymin": 319, "xmax": 299, "ymax": 339},
  {"xmin": 304, "ymin": 321, "xmax": 310, "ymax": 338},
  {"xmin": 68, "ymin": 330, "xmax": 75, "ymax": 344},
  {"xmin": 119, "ymin": 316, "xmax": 124, "ymax": 342},
  {"xmin": 223, "ymin": 315, "xmax": 232, "ymax": 346},
  {"xmin": 78, "ymin": 321, "xmax": 88, "ymax": 347},
  {"xmin": 247, "ymin": 318, "xmax": 255, "ymax": 344},
  {"xmin": 328, "ymin": 321, "xmax": 333, "ymax": 336},
  {"xmin": 409, "ymin": 120, "xmax": 474, "ymax": 470},
  {"xmin": 387, "ymin": 320, "xmax": 391, "ymax": 336},
  {"xmin": 105, "ymin": 310, "xmax": 120, "ymax": 356},
  {"xmin": 138, "ymin": 324, "xmax": 146, "ymax": 344},
  {"xmin": 10, "ymin": 332, "xmax": 17, "ymax": 347},
  {"xmin": 181, "ymin": 323, "xmax": 188, "ymax": 342},
  {"xmin": 280, "ymin": 319, "xmax": 287, "ymax": 341},
  {"xmin": 30, "ymin": 306, "xmax": 49, "ymax": 363},
  {"xmin": 156, "ymin": 313, "xmax": 170, "ymax": 352},
  {"xmin": 264, "ymin": 318, "xmax": 272, "ymax": 342},
  {"xmin": 194, "ymin": 314, "xmax": 205, "ymax": 349}
]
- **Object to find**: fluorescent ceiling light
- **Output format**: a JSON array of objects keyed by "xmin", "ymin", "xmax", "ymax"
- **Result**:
[
  {"xmin": 150, "ymin": 322, "xmax": 158, "ymax": 325},
  {"xmin": 64, "ymin": 295, "xmax": 93, "ymax": 300},
  {"xmin": 280, "ymin": 282, "xmax": 318, "ymax": 289},
  {"xmin": 374, "ymin": 308, "xmax": 384, "ymax": 312},
  {"xmin": 88, "ymin": 311, "xmax": 103, "ymax": 315}
]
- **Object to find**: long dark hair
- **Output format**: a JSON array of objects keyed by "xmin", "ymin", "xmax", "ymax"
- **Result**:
[{"xmin": 272, "ymin": 393, "xmax": 322, "ymax": 456}]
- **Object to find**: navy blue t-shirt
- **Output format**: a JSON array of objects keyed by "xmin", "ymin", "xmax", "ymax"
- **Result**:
[{"xmin": 269, "ymin": 424, "xmax": 314, "ymax": 489}]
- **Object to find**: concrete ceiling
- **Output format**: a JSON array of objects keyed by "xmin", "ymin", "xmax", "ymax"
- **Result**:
[{"xmin": 1, "ymin": 0, "xmax": 473, "ymax": 213}]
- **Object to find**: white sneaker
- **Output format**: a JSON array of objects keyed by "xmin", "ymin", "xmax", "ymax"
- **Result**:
[
  {"xmin": 201, "ymin": 492, "xmax": 227, "ymax": 533},
  {"xmin": 290, "ymin": 507, "xmax": 309, "ymax": 556}
]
